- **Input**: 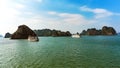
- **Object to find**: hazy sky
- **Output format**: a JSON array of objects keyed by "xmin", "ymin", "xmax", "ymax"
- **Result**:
[{"xmin": 0, "ymin": 0, "xmax": 120, "ymax": 35}]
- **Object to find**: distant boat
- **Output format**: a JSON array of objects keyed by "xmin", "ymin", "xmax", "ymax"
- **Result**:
[
  {"xmin": 72, "ymin": 34, "xmax": 80, "ymax": 38},
  {"xmin": 28, "ymin": 35, "xmax": 39, "ymax": 42}
]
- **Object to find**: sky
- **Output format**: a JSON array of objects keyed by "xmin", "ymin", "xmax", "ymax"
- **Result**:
[{"xmin": 0, "ymin": 0, "xmax": 120, "ymax": 36}]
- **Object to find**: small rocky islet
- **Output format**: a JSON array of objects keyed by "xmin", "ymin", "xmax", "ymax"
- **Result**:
[
  {"xmin": 10, "ymin": 25, "xmax": 39, "ymax": 41},
  {"xmin": 4, "ymin": 32, "xmax": 11, "ymax": 38},
  {"xmin": 4, "ymin": 25, "xmax": 117, "ymax": 39}
]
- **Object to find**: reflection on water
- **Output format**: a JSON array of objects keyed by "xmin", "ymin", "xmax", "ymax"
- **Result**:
[{"xmin": 0, "ymin": 36, "xmax": 120, "ymax": 68}]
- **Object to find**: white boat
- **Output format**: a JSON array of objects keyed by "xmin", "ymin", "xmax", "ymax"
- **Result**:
[
  {"xmin": 28, "ymin": 36, "xmax": 39, "ymax": 42},
  {"xmin": 72, "ymin": 34, "xmax": 80, "ymax": 38}
]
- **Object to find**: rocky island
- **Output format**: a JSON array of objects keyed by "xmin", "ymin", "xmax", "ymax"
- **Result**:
[
  {"xmin": 34, "ymin": 29, "xmax": 71, "ymax": 37},
  {"xmin": 80, "ymin": 26, "xmax": 117, "ymax": 35},
  {"xmin": 4, "ymin": 32, "xmax": 11, "ymax": 38},
  {"xmin": 11, "ymin": 25, "xmax": 39, "ymax": 41},
  {"xmin": 4, "ymin": 26, "xmax": 117, "ymax": 38}
]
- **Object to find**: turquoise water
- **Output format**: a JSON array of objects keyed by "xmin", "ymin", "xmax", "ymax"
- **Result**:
[{"xmin": 0, "ymin": 35, "xmax": 120, "ymax": 68}]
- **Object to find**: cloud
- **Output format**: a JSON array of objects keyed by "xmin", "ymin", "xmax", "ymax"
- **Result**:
[
  {"xmin": 24, "ymin": 16, "xmax": 45, "ymax": 24},
  {"xmin": 59, "ymin": 13, "xmax": 88, "ymax": 24},
  {"xmin": 48, "ymin": 11, "xmax": 57, "ymax": 15},
  {"xmin": 0, "ymin": 0, "xmax": 26, "ymax": 35},
  {"xmin": 24, "ymin": 12, "xmax": 34, "ymax": 15},
  {"xmin": 0, "ymin": 5, "xmax": 21, "ymax": 23},
  {"xmin": 19, "ymin": 0, "xmax": 43, "ymax": 3},
  {"xmin": 47, "ymin": 11, "xmax": 96, "ymax": 25},
  {"xmin": 15, "ymin": 3, "xmax": 25, "ymax": 9},
  {"xmin": 80, "ymin": 6, "xmax": 113, "ymax": 19},
  {"xmin": 36, "ymin": 0, "xmax": 43, "ymax": 2}
]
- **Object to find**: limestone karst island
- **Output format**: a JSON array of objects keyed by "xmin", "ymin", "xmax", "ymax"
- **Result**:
[
  {"xmin": 10, "ymin": 25, "xmax": 39, "ymax": 42},
  {"xmin": 4, "ymin": 25, "xmax": 117, "ymax": 39}
]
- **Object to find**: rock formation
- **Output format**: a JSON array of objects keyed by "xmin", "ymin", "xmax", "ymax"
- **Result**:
[
  {"xmin": 101, "ymin": 26, "xmax": 116, "ymax": 35},
  {"xmin": 4, "ymin": 32, "xmax": 11, "ymax": 38},
  {"xmin": 80, "ymin": 26, "xmax": 117, "ymax": 35},
  {"xmin": 34, "ymin": 29, "xmax": 71, "ymax": 37},
  {"xmin": 11, "ymin": 25, "xmax": 39, "ymax": 41}
]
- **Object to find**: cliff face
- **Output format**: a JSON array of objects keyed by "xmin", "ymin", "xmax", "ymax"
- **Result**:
[
  {"xmin": 4, "ymin": 32, "xmax": 11, "ymax": 38},
  {"xmin": 86, "ymin": 28, "xmax": 101, "ymax": 35},
  {"xmin": 34, "ymin": 29, "xmax": 71, "ymax": 37},
  {"xmin": 101, "ymin": 26, "xmax": 116, "ymax": 35},
  {"xmin": 11, "ymin": 25, "xmax": 38, "ymax": 39},
  {"xmin": 80, "ymin": 26, "xmax": 116, "ymax": 35}
]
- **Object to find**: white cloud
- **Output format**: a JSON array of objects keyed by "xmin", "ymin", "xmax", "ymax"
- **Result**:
[
  {"xmin": 80, "ymin": 6, "xmax": 113, "ymax": 19},
  {"xmin": 36, "ymin": 0, "xmax": 43, "ymax": 2},
  {"xmin": 24, "ymin": 16, "xmax": 44, "ymax": 24},
  {"xmin": 59, "ymin": 13, "xmax": 88, "ymax": 24},
  {"xmin": 0, "ymin": 0, "xmax": 24, "ymax": 35},
  {"xmin": 0, "ymin": 1, "xmax": 21, "ymax": 23},
  {"xmin": 48, "ymin": 11, "xmax": 96, "ymax": 25},
  {"xmin": 48, "ymin": 11, "xmax": 57, "ymax": 15},
  {"xmin": 24, "ymin": 12, "xmax": 34, "ymax": 15},
  {"xmin": 15, "ymin": 3, "xmax": 25, "ymax": 9},
  {"xmin": 18, "ymin": 0, "xmax": 43, "ymax": 3}
]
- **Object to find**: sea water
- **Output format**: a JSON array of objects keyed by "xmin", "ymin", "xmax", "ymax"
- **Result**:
[{"xmin": 0, "ymin": 35, "xmax": 120, "ymax": 68}]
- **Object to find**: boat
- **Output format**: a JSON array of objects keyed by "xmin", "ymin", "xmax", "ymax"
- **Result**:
[
  {"xmin": 28, "ymin": 35, "xmax": 39, "ymax": 42},
  {"xmin": 72, "ymin": 34, "xmax": 80, "ymax": 38}
]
